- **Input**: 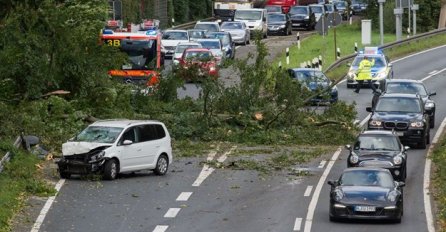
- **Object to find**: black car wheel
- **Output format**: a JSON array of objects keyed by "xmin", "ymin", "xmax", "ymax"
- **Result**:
[
  {"xmin": 59, "ymin": 171, "xmax": 71, "ymax": 179},
  {"xmin": 430, "ymin": 115, "xmax": 435, "ymax": 128},
  {"xmin": 154, "ymin": 154, "xmax": 169, "ymax": 175},
  {"xmin": 103, "ymin": 159, "xmax": 118, "ymax": 180}
]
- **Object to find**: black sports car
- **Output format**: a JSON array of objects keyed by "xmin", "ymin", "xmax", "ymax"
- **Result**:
[
  {"xmin": 346, "ymin": 130, "xmax": 408, "ymax": 181},
  {"xmin": 372, "ymin": 79, "xmax": 436, "ymax": 128},
  {"xmin": 328, "ymin": 168, "xmax": 404, "ymax": 223}
]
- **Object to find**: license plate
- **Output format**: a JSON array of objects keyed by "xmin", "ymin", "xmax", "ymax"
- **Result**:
[
  {"xmin": 355, "ymin": 206, "xmax": 376, "ymax": 212},
  {"xmin": 122, "ymin": 64, "xmax": 132, "ymax": 70},
  {"xmin": 293, "ymin": 23, "xmax": 301, "ymax": 26},
  {"xmin": 396, "ymin": 132, "xmax": 404, "ymax": 136}
]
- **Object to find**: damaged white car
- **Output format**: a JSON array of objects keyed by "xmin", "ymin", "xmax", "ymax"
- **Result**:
[{"xmin": 57, "ymin": 120, "xmax": 172, "ymax": 180}]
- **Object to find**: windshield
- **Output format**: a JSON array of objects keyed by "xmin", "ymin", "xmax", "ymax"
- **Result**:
[
  {"xmin": 198, "ymin": 40, "xmax": 221, "ymax": 49},
  {"xmin": 335, "ymin": 1, "xmax": 346, "ymax": 7},
  {"xmin": 188, "ymin": 30, "xmax": 206, "ymax": 39},
  {"xmin": 175, "ymin": 44, "xmax": 201, "ymax": 54},
  {"xmin": 290, "ymin": 7, "xmax": 308, "ymax": 15},
  {"xmin": 185, "ymin": 51, "xmax": 213, "ymax": 60},
  {"xmin": 292, "ymin": 70, "xmax": 329, "ymax": 83},
  {"xmin": 234, "ymin": 10, "xmax": 262, "ymax": 20},
  {"xmin": 162, "ymin": 31, "xmax": 188, "ymax": 40},
  {"xmin": 268, "ymin": 14, "xmax": 286, "ymax": 22},
  {"xmin": 352, "ymin": 56, "xmax": 386, "ymax": 68},
  {"xmin": 375, "ymin": 97, "xmax": 422, "ymax": 113},
  {"xmin": 207, "ymin": 33, "xmax": 230, "ymax": 46},
  {"xmin": 120, "ymin": 39, "xmax": 157, "ymax": 70},
  {"xmin": 221, "ymin": 22, "xmax": 244, "ymax": 30},
  {"xmin": 74, "ymin": 126, "xmax": 123, "ymax": 144},
  {"xmin": 325, "ymin": 5, "xmax": 333, "ymax": 12},
  {"xmin": 310, "ymin": 6, "xmax": 323, "ymax": 13},
  {"xmin": 266, "ymin": 6, "xmax": 282, "ymax": 12},
  {"xmin": 194, "ymin": 23, "xmax": 219, "ymax": 32},
  {"xmin": 386, "ymin": 83, "xmax": 428, "ymax": 96},
  {"xmin": 340, "ymin": 170, "xmax": 394, "ymax": 187},
  {"xmin": 354, "ymin": 135, "xmax": 401, "ymax": 151}
]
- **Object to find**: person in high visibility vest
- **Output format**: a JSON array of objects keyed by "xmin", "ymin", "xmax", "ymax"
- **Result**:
[{"xmin": 354, "ymin": 56, "xmax": 377, "ymax": 93}]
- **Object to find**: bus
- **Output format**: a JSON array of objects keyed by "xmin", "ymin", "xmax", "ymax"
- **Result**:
[
  {"xmin": 213, "ymin": 0, "xmax": 266, "ymax": 21},
  {"xmin": 101, "ymin": 30, "xmax": 163, "ymax": 87}
]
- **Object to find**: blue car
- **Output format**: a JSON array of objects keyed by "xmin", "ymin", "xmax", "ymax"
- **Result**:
[
  {"xmin": 288, "ymin": 68, "xmax": 338, "ymax": 104},
  {"xmin": 206, "ymin": 32, "xmax": 236, "ymax": 59}
]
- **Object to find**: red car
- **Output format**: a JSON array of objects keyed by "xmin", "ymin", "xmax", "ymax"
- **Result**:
[
  {"xmin": 266, "ymin": 0, "xmax": 296, "ymax": 13},
  {"xmin": 178, "ymin": 48, "xmax": 219, "ymax": 78}
]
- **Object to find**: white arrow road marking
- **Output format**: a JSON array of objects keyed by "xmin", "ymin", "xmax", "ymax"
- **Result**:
[
  {"xmin": 217, "ymin": 146, "xmax": 237, "ymax": 163},
  {"xmin": 424, "ymin": 117, "xmax": 446, "ymax": 232},
  {"xmin": 293, "ymin": 217, "xmax": 303, "ymax": 231},
  {"xmin": 317, "ymin": 160, "xmax": 326, "ymax": 169},
  {"xmin": 153, "ymin": 225, "xmax": 169, "ymax": 232},
  {"xmin": 176, "ymin": 192, "xmax": 193, "ymax": 201},
  {"xmin": 304, "ymin": 186, "xmax": 313, "ymax": 197},
  {"xmin": 192, "ymin": 146, "xmax": 236, "ymax": 187},
  {"xmin": 303, "ymin": 147, "xmax": 342, "ymax": 232},
  {"xmin": 30, "ymin": 179, "xmax": 65, "ymax": 232},
  {"xmin": 164, "ymin": 208, "xmax": 181, "ymax": 218}
]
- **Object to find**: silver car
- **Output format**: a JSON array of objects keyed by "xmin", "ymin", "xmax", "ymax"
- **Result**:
[
  {"xmin": 220, "ymin": 21, "xmax": 250, "ymax": 45},
  {"xmin": 196, "ymin": 38, "xmax": 224, "ymax": 65},
  {"xmin": 172, "ymin": 42, "xmax": 202, "ymax": 65}
]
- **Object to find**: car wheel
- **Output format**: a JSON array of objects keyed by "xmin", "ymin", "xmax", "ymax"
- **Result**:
[
  {"xmin": 154, "ymin": 154, "xmax": 169, "ymax": 175},
  {"xmin": 244, "ymin": 37, "xmax": 247, "ymax": 46},
  {"xmin": 430, "ymin": 115, "xmax": 435, "ymax": 128},
  {"xmin": 103, "ymin": 159, "xmax": 118, "ymax": 180},
  {"xmin": 329, "ymin": 215, "xmax": 338, "ymax": 222},
  {"xmin": 59, "ymin": 171, "xmax": 71, "ymax": 179}
]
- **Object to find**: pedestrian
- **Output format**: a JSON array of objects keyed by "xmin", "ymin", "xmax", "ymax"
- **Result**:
[{"xmin": 354, "ymin": 56, "xmax": 376, "ymax": 93}]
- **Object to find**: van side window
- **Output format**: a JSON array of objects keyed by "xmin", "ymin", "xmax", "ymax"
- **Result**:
[
  {"xmin": 155, "ymin": 125, "xmax": 166, "ymax": 139},
  {"xmin": 120, "ymin": 127, "xmax": 138, "ymax": 144},
  {"xmin": 139, "ymin": 125, "xmax": 158, "ymax": 142}
]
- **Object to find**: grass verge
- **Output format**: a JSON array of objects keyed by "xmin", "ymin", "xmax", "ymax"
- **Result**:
[
  {"xmin": 431, "ymin": 132, "xmax": 446, "ymax": 231},
  {"xmin": 0, "ymin": 143, "xmax": 56, "ymax": 232}
]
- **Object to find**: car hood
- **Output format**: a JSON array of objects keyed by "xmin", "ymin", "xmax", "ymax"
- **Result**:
[
  {"xmin": 350, "ymin": 66, "xmax": 386, "ymax": 74},
  {"xmin": 161, "ymin": 40, "xmax": 187, "ymax": 47},
  {"xmin": 222, "ymin": 29, "xmax": 246, "ymax": 34},
  {"xmin": 339, "ymin": 186, "xmax": 390, "ymax": 202},
  {"xmin": 371, "ymin": 112, "xmax": 422, "ymax": 121},
  {"xmin": 62, "ymin": 141, "xmax": 112, "ymax": 156},
  {"xmin": 291, "ymin": 14, "xmax": 308, "ymax": 18},
  {"xmin": 356, "ymin": 151, "xmax": 400, "ymax": 159},
  {"xmin": 268, "ymin": 21, "xmax": 287, "ymax": 26},
  {"xmin": 304, "ymin": 81, "xmax": 331, "ymax": 91}
]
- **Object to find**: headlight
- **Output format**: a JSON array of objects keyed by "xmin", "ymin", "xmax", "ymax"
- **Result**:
[
  {"xmin": 347, "ymin": 71, "xmax": 356, "ymax": 80},
  {"xmin": 410, "ymin": 121, "xmax": 424, "ymax": 128},
  {"xmin": 279, "ymin": 25, "xmax": 286, "ymax": 29},
  {"xmin": 90, "ymin": 151, "xmax": 105, "ymax": 163},
  {"xmin": 349, "ymin": 153, "xmax": 359, "ymax": 164},
  {"xmin": 369, "ymin": 120, "xmax": 383, "ymax": 127},
  {"xmin": 387, "ymin": 190, "xmax": 399, "ymax": 202},
  {"xmin": 209, "ymin": 66, "xmax": 216, "ymax": 71},
  {"xmin": 393, "ymin": 155, "xmax": 403, "ymax": 165},
  {"xmin": 425, "ymin": 102, "xmax": 435, "ymax": 109},
  {"xmin": 375, "ymin": 71, "xmax": 387, "ymax": 79},
  {"xmin": 334, "ymin": 189, "xmax": 344, "ymax": 201},
  {"xmin": 305, "ymin": 16, "xmax": 310, "ymax": 19}
]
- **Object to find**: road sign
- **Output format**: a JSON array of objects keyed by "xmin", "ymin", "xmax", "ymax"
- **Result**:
[
  {"xmin": 395, "ymin": 0, "xmax": 411, "ymax": 9},
  {"xmin": 315, "ymin": 16, "xmax": 329, "ymax": 36},
  {"xmin": 326, "ymin": 13, "xmax": 342, "ymax": 27}
]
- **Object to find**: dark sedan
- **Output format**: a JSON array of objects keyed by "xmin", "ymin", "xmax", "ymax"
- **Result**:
[
  {"xmin": 267, "ymin": 13, "xmax": 292, "ymax": 35},
  {"xmin": 372, "ymin": 79, "xmax": 436, "ymax": 128},
  {"xmin": 334, "ymin": 0, "xmax": 349, "ymax": 20},
  {"xmin": 289, "ymin": 6, "xmax": 316, "ymax": 30},
  {"xmin": 288, "ymin": 68, "xmax": 338, "ymax": 104},
  {"xmin": 328, "ymin": 168, "xmax": 404, "ymax": 223},
  {"xmin": 346, "ymin": 130, "xmax": 408, "ymax": 181}
]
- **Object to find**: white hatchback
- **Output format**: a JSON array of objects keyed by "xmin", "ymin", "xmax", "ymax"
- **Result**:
[{"xmin": 57, "ymin": 120, "xmax": 173, "ymax": 180}]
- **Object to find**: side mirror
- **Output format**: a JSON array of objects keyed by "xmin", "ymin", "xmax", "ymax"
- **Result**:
[
  {"xmin": 429, "ymin": 92, "xmax": 437, "ymax": 96},
  {"xmin": 366, "ymin": 106, "xmax": 372, "ymax": 112},
  {"xmin": 397, "ymin": 181, "xmax": 405, "ymax": 187},
  {"xmin": 327, "ymin": 180, "xmax": 337, "ymax": 186},
  {"xmin": 122, "ymin": 140, "xmax": 133, "ymax": 145},
  {"xmin": 345, "ymin": 144, "xmax": 352, "ymax": 150}
]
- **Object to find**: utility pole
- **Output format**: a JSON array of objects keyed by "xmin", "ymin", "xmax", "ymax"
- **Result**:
[
  {"xmin": 394, "ymin": 0, "xmax": 403, "ymax": 41},
  {"xmin": 412, "ymin": 4, "xmax": 419, "ymax": 35},
  {"xmin": 378, "ymin": 0, "xmax": 386, "ymax": 45}
]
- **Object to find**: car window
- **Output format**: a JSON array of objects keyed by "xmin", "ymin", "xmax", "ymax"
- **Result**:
[
  {"xmin": 162, "ymin": 31, "xmax": 188, "ymax": 40},
  {"xmin": 207, "ymin": 34, "xmax": 230, "ymax": 45},
  {"xmin": 120, "ymin": 127, "xmax": 138, "ymax": 143},
  {"xmin": 175, "ymin": 44, "xmax": 201, "ymax": 54},
  {"xmin": 386, "ymin": 83, "xmax": 428, "ymax": 96},
  {"xmin": 74, "ymin": 126, "xmax": 123, "ymax": 144},
  {"xmin": 340, "ymin": 170, "xmax": 394, "ymax": 187},
  {"xmin": 292, "ymin": 70, "xmax": 328, "ymax": 83},
  {"xmin": 188, "ymin": 31, "xmax": 206, "ymax": 39},
  {"xmin": 234, "ymin": 10, "xmax": 262, "ymax": 20},
  {"xmin": 221, "ymin": 22, "xmax": 244, "ymax": 30},
  {"xmin": 352, "ymin": 56, "xmax": 386, "ymax": 68},
  {"xmin": 198, "ymin": 40, "xmax": 221, "ymax": 49},
  {"xmin": 195, "ymin": 24, "xmax": 219, "ymax": 32},
  {"xmin": 138, "ymin": 125, "xmax": 159, "ymax": 142},
  {"xmin": 268, "ymin": 14, "xmax": 286, "ymax": 22},
  {"xmin": 354, "ymin": 135, "xmax": 400, "ymax": 151},
  {"xmin": 155, "ymin": 125, "xmax": 166, "ymax": 139},
  {"xmin": 375, "ymin": 97, "xmax": 422, "ymax": 113},
  {"xmin": 310, "ymin": 6, "xmax": 324, "ymax": 13},
  {"xmin": 290, "ymin": 7, "xmax": 308, "ymax": 15},
  {"xmin": 185, "ymin": 51, "xmax": 213, "ymax": 60}
]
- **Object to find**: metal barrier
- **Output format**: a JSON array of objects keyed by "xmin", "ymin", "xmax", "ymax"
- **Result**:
[
  {"xmin": 169, "ymin": 17, "xmax": 216, "ymax": 30},
  {"xmin": 0, "ymin": 136, "xmax": 22, "ymax": 174},
  {"xmin": 325, "ymin": 28, "xmax": 446, "ymax": 72}
]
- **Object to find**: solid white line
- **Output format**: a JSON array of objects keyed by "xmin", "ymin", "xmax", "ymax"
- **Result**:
[
  {"xmin": 207, "ymin": 146, "xmax": 219, "ymax": 161},
  {"xmin": 30, "ymin": 179, "xmax": 65, "ymax": 232},
  {"xmin": 236, "ymin": 46, "xmax": 241, "ymax": 50},
  {"xmin": 216, "ymin": 146, "xmax": 237, "ymax": 163},
  {"xmin": 318, "ymin": 160, "xmax": 327, "ymax": 169},
  {"xmin": 359, "ymin": 113, "xmax": 371, "ymax": 128},
  {"xmin": 428, "ymin": 70, "xmax": 438, "ymax": 75},
  {"xmin": 164, "ymin": 208, "xmax": 181, "ymax": 218},
  {"xmin": 353, "ymin": 119, "xmax": 360, "ymax": 125},
  {"xmin": 293, "ymin": 217, "xmax": 303, "ymax": 231},
  {"xmin": 192, "ymin": 164, "xmax": 215, "ymax": 187},
  {"xmin": 303, "ymin": 147, "xmax": 342, "ymax": 232},
  {"xmin": 304, "ymin": 186, "xmax": 313, "ymax": 197},
  {"xmin": 153, "ymin": 225, "xmax": 169, "ymax": 232},
  {"xmin": 421, "ymin": 68, "xmax": 446, "ymax": 82},
  {"xmin": 424, "ymin": 117, "xmax": 446, "ymax": 232},
  {"xmin": 176, "ymin": 192, "xmax": 193, "ymax": 201},
  {"xmin": 390, "ymin": 44, "xmax": 446, "ymax": 64}
]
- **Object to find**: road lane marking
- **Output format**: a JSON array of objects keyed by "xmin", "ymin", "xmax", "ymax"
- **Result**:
[
  {"xmin": 153, "ymin": 225, "xmax": 169, "ymax": 232},
  {"xmin": 303, "ymin": 147, "xmax": 342, "ymax": 232},
  {"xmin": 359, "ymin": 113, "xmax": 371, "ymax": 128},
  {"xmin": 317, "ymin": 160, "xmax": 326, "ymax": 169},
  {"xmin": 176, "ymin": 192, "xmax": 193, "ymax": 201},
  {"xmin": 30, "ymin": 179, "xmax": 65, "ymax": 232},
  {"xmin": 421, "ymin": 68, "xmax": 446, "ymax": 82},
  {"xmin": 424, "ymin": 117, "xmax": 446, "ymax": 232},
  {"xmin": 428, "ymin": 70, "xmax": 438, "ymax": 75},
  {"xmin": 390, "ymin": 44, "xmax": 446, "ymax": 64},
  {"xmin": 192, "ymin": 165, "xmax": 215, "ymax": 187},
  {"xmin": 164, "ymin": 208, "xmax": 181, "ymax": 218},
  {"xmin": 304, "ymin": 186, "xmax": 313, "ymax": 197},
  {"xmin": 353, "ymin": 119, "xmax": 360, "ymax": 125},
  {"xmin": 293, "ymin": 217, "xmax": 303, "ymax": 231},
  {"xmin": 216, "ymin": 146, "xmax": 237, "ymax": 163}
]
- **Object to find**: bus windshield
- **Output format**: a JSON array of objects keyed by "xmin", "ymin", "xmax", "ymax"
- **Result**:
[{"xmin": 119, "ymin": 39, "xmax": 157, "ymax": 70}]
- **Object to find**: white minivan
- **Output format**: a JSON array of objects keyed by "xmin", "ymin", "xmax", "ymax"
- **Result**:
[
  {"xmin": 57, "ymin": 120, "xmax": 173, "ymax": 180},
  {"xmin": 233, "ymin": 8, "xmax": 268, "ymax": 39}
]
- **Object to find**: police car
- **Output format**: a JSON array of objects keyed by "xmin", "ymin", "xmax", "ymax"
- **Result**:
[{"xmin": 346, "ymin": 47, "xmax": 394, "ymax": 88}]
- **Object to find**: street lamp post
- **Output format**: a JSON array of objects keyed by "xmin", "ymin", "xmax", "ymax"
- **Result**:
[
  {"xmin": 394, "ymin": 7, "xmax": 403, "ymax": 41},
  {"xmin": 378, "ymin": 0, "xmax": 386, "ymax": 45}
]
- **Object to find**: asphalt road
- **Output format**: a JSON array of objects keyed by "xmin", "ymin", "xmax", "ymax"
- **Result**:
[{"xmin": 31, "ymin": 39, "xmax": 446, "ymax": 232}]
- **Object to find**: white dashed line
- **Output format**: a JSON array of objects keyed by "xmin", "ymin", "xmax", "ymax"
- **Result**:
[
  {"xmin": 293, "ymin": 217, "xmax": 303, "ymax": 231},
  {"xmin": 421, "ymin": 68, "xmax": 446, "ymax": 82},
  {"xmin": 428, "ymin": 70, "xmax": 438, "ymax": 75},
  {"xmin": 30, "ymin": 179, "xmax": 65, "ymax": 232},
  {"xmin": 216, "ymin": 146, "xmax": 237, "ymax": 163},
  {"xmin": 304, "ymin": 147, "xmax": 342, "ymax": 232},
  {"xmin": 164, "ymin": 208, "xmax": 181, "ymax": 218},
  {"xmin": 192, "ymin": 165, "xmax": 215, "ymax": 187},
  {"xmin": 153, "ymin": 225, "xmax": 169, "ymax": 232},
  {"xmin": 390, "ymin": 44, "xmax": 446, "ymax": 64},
  {"xmin": 318, "ymin": 160, "xmax": 326, "ymax": 169},
  {"xmin": 176, "ymin": 192, "xmax": 193, "ymax": 201},
  {"xmin": 304, "ymin": 186, "xmax": 313, "ymax": 197}
]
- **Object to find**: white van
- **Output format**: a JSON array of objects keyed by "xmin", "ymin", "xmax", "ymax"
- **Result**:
[{"xmin": 233, "ymin": 9, "xmax": 268, "ymax": 39}]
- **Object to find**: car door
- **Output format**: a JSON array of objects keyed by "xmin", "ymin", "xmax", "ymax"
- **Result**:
[
  {"xmin": 116, "ymin": 126, "xmax": 147, "ymax": 172},
  {"xmin": 138, "ymin": 124, "xmax": 165, "ymax": 167}
]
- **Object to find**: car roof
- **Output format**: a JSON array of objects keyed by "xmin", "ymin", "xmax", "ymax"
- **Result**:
[
  {"xmin": 309, "ymin": 4, "xmax": 324, "ymax": 7},
  {"xmin": 196, "ymin": 38, "xmax": 221, "ymax": 42},
  {"xmin": 386, "ymin": 79, "xmax": 422, "ymax": 84},
  {"xmin": 360, "ymin": 130, "xmax": 397, "ymax": 136},
  {"xmin": 289, "ymin": 68, "xmax": 322, "ymax": 72},
  {"xmin": 177, "ymin": 42, "xmax": 201, "ymax": 46},
  {"xmin": 381, "ymin": 93, "xmax": 421, "ymax": 98},
  {"xmin": 163, "ymin": 29, "xmax": 188, "ymax": 33},
  {"xmin": 207, "ymin": 31, "xmax": 230, "ymax": 35},
  {"xmin": 343, "ymin": 167, "xmax": 391, "ymax": 173},
  {"xmin": 196, "ymin": 21, "xmax": 219, "ymax": 25},
  {"xmin": 184, "ymin": 48, "xmax": 211, "ymax": 52},
  {"xmin": 91, "ymin": 119, "xmax": 162, "ymax": 128}
]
